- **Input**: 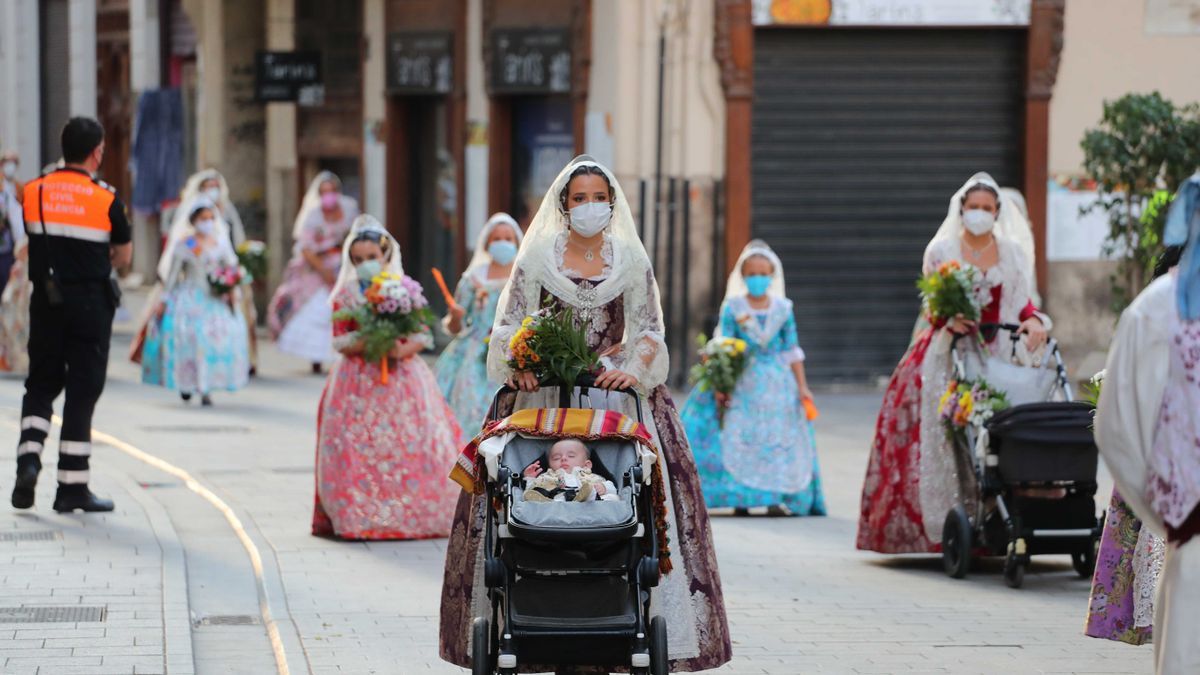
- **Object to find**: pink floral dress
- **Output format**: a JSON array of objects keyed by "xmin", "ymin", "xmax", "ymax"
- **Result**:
[{"xmin": 311, "ymin": 285, "xmax": 463, "ymax": 540}]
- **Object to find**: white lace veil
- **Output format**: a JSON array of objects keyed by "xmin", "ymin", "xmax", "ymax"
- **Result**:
[
  {"xmin": 724, "ymin": 239, "xmax": 787, "ymax": 302},
  {"xmin": 171, "ymin": 169, "xmax": 245, "ymax": 247},
  {"xmin": 293, "ymin": 171, "xmax": 357, "ymax": 239},
  {"xmin": 465, "ymin": 212, "xmax": 524, "ymax": 274},
  {"xmin": 931, "ymin": 173, "xmax": 1037, "ymax": 291},
  {"xmin": 157, "ymin": 195, "xmax": 233, "ymax": 282},
  {"xmin": 494, "ymin": 156, "xmax": 655, "ymax": 319},
  {"xmin": 328, "ymin": 214, "xmax": 404, "ymax": 303}
]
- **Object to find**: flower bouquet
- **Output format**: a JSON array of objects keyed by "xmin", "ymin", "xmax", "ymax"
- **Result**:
[
  {"xmin": 207, "ymin": 262, "xmax": 249, "ymax": 296},
  {"xmin": 506, "ymin": 307, "xmax": 600, "ymax": 387},
  {"xmin": 236, "ymin": 240, "xmax": 268, "ymax": 284},
  {"xmin": 938, "ymin": 377, "xmax": 1010, "ymax": 440},
  {"xmin": 333, "ymin": 271, "xmax": 436, "ymax": 383},
  {"xmin": 917, "ymin": 260, "xmax": 993, "ymax": 326},
  {"xmin": 689, "ymin": 334, "xmax": 748, "ymax": 428}
]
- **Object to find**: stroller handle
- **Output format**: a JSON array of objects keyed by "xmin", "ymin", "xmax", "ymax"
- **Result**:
[{"xmin": 487, "ymin": 373, "xmax": 646, "ymax": 424}]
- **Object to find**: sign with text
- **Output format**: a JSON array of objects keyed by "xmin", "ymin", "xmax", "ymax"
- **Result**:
[
  {"xmin": 386, "ymin": 32, "xmax": 454, "ymax": 94},
  {"xmin": 752, "ymin": 0, "xmax": 1031, "ymax": 26},
  {"xmin": 255, "ymin": 51, "xmax": 323, "ymax": 103},
  {"xmin": 491, "ymin": 29, "xmax": 571, "ymax": 95}
]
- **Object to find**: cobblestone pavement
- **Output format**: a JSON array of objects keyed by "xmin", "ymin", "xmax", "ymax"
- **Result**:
[{"xmin": 0, "ymin": 302, "xmax": 1153, "ymax": 674}]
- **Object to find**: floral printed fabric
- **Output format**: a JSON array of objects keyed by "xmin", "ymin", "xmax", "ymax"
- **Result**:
[
  {"xmin": 311, "ymin": 291, "xmax": 463, "ymax": 540},
  {"xmin": 268, "ymin": 209, "xmax": 353, "ymax": 339},
  {"xmin": 434, "ymin": 268, "xmax": 506, "ymax": 435},
  {"xmin": 1148, "ymin": 316, "xmax": 1200, "ymax": 531},
  {"xmin": 1085, "ymin": 490, "xmax": 1159, "ymax": 645},
  {"xmin": 681, "ymin": 297, "xmax": 825, "ymax": 512},
  {"xmin": 0, "ymin": 254, "xmax": 30, "ymax": 373}
]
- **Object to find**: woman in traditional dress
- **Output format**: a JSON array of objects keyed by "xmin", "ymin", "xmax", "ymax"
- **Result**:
[
  {"xmin": 1095, "ymin": 175, "xmax": 1200, "ymax": 673},
  {"xmin": 1084, "ymin": 245, "xmax": 1178, "ymax": 647},
  {"xmin": 141, "ymin": 197, "xmax": 249, "ymax": 405},
  {"xmin": 857, "ymin": 172, "xmax": 1051, "ymax": 554},
  {"xmin": 680, "ymin": 240, "xmax": 826, "ymax": 516},
  {"xmin": 433, "ymin": 212, "xmax": 523, "ymax": 434},
  {"xmin": 268, "ymin": 171, "xmax": 359, "ymax": 373},
  {"xmin": 438, "ymin": 156, "xmax": 731, "ymax": 672},
  {"xmin": 0, "ymin": 237, "xmax": 30, "ymax": 374},
  {"xmin": 312, "ymin": 215, "xmax": 462, "ymax": 540}
]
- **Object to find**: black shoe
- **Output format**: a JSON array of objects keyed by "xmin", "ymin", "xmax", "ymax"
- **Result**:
[
  {"xmin": 53, "ymin": 490, "xmax": 115, "ymax": 513},
  {"xmin": 311, "ymin": 363, "xmax": 323, "ymax": 375},
  {"xmin": 248, "ymin": 366, "xmax": 257, "ymax": 378},
  {"xmin": 11, "ymin": 457, "xmax": 41, "ymax": 510},
  {"xmin": 732, "ymin": 507, "xmax": 750, "ymax": 517},
  {"xmin": 766, "ymin": 505, "xmax": 793, "ymax": 517},
  {"xmin": 200, "ymin": 394, "xmax": 213, "ymax": 407},
  {"xmin": 180, "ymin": 392, "xmax": 192, "ymax": 402}
]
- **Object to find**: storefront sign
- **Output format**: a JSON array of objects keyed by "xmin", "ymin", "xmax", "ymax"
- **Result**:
[
  {"xmin": 752, "ymin": 0, "xmax": 1031, "ymax": 26},
  {"xmin": 255, "ymin": 51, "xmax": 323, "ymax": 103},
  {"xmin": 386, "ymin": 32, "xmax": 453, "ymax": 94},
  {"xmin": 491, "ymin": 29, "xmax": 571, "ymax": 94}
]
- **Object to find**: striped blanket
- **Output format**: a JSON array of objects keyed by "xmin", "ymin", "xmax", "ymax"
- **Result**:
[{"xmin": 449, "ymin": 407, "xmax": 655, "ymax": 494}]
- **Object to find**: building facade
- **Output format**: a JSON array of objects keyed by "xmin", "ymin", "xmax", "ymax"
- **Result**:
[{"xmin": 4, "ymin": 0, "xmax": 1197, "ymax": 381}]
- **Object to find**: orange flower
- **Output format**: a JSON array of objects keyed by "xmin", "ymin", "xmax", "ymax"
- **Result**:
[{"xmin": 937, "ymin": 260, "xmax": 961, "ymax": 275}]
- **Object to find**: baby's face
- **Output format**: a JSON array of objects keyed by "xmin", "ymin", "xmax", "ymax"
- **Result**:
[{"xmin": 548, "ymin": 441, "xmax": 592, "ymax": 472}]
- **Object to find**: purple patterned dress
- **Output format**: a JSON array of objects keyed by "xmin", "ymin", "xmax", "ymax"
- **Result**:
[
  {"xmin": 438, "ymin": 266, "xmax": 732, "ymax": 672},
  {"xmin": 1085, "ymin": 488, "xmax": 1161, "ymax": 645}
]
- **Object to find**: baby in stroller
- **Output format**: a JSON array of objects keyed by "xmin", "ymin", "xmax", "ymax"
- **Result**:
[{"xmin": 522, "ymin": 439, "xmax": 619, "ymax": 502}]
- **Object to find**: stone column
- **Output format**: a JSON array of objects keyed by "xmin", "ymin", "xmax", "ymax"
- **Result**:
[{"xmin": 264, "ymin": 0, "xmax": 297, "ymax": 288}]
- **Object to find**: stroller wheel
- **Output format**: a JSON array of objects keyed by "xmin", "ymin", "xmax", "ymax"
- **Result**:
[
  {"xmin": 941, "ymin": 506, "xmax": 973, "ymax": 579},
  {"xmin": 1003, "ymin": 552, "xmax": 1025, "ymax": 589},
  {"xmin": 472, "ymin": 617, "xmax": 493, "ymax": 675},
  {"xmin": 649, "ymin": 615, "xmax": 669, "ymax": 675}
]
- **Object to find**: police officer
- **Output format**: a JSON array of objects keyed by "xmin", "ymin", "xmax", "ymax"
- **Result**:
[{"xmin": 13, "ymin": 117, "xmax": 132, "ymax": 512}]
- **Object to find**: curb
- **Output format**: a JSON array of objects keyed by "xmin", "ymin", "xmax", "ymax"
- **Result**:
[{"xmin": 102, "ymin": 464, "xmax": 196, "ymax": 674}]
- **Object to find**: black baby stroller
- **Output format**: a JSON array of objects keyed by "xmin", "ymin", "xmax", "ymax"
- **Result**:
[
  {"xmin": 941, "ymin": 323, "xmax": 1103, "ymax": 588},
  {"xmin": 471, "ymin": 375, "xmax": 668, "ymax": 674}
]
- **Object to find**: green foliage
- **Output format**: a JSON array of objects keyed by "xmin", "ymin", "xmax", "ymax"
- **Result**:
[
  {"xmin": 510, "ymin": 308, "xmax": 601, "ymax": 387},
  {"xmin": 1080, "ymin": 92, "xmax": 1200, "ymax": 310},
  {"xmin": 689, "ymin": 334, "xmax": 749, "ymax": 427}
]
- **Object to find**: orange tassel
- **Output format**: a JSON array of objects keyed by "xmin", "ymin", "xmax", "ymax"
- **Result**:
[
  {"xmin": 803, "ymin": 397, "xmax": 819, "ymax": 421},
  {"xmin": 381, "ymin": 357, "xmax": 389, "ymax": 384},
  {"xmin": 430, "ymin": 268, "xmax": 460, "ymax": 312}
]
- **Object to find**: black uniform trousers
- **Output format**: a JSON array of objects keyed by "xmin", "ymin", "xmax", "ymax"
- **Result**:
[{"xmin": 17, "ymin": 282, "xmax": 114, "ymax": 495}]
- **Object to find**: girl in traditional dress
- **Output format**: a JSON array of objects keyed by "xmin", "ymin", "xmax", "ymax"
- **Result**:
[
  {"xmin": 188, "ymin": 169, "xmax": 259, "ymax": 374},
  {"xmin": 439, "ymin": 156, "xmax": 731, "ymax": 672},
  {"xmin": 268, "ymin": 171, "xmax": 359, "ymax": 373},
  {"xmin": 857, "ymin": 172, "xmax": 1050, "ymax": 554},
  {"xmin": 312, "ymin": 215, "xmax": 462, "ymax": 541},
  {"xmin": 141, "ymin": 198, "xmax": 250, "ymax": 405},
  {"xmin": 1095, "ymin": 175, "xmax": 1200, "ymax": 673},
  {"xmin": 433, "ymin": 212, "xmax": 523, "ymax": 434},
  {"xmin": 680, "ymin": 240, "xmax": 826, "ymax": 516}
]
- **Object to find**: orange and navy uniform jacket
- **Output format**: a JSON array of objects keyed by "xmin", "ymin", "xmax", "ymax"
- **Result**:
[{"xmin": 22, "ymin": 167, "xmax": 131, "ymax": 284}]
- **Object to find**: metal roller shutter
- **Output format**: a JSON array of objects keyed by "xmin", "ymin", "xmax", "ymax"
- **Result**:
[
  {"xmin": 39, "ymin": 0, "xmax": 71, "ymax": 167},
  {"xmin": 752, "ymin": 28, "xmax": 1025, "ymax": 383}
]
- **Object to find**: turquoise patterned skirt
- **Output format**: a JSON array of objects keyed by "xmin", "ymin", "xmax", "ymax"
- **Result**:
[
  {"xmin": 681, "ymin": 355, "xmax": 826, "ymax": 514},
  {"xmin": 142, "ymin": 285, "xmax": 249, "ymax": 394},
  {"xmin": 433, "ymin": 329, "xmax": 495, "ymax": 437}
]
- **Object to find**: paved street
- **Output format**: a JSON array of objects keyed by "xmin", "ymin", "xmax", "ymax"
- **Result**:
[{"xmin": 0, "ymin": 300, "xmax": 1152, "ymax": 675}]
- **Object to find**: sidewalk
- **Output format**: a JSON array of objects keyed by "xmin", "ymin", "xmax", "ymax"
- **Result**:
[{"xmin": 0, "ymin": 409, "xmax": 193, "ymax": 675}]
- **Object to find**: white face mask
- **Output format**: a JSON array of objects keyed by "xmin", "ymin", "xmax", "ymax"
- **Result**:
[
  {"xmin": 204, "ymin": 187, "xmax": 222, "ymax": 204},
  {"xmin": 568, "ymin": 202, "xmax": 612, "ymax": 238},
  {"xmin": 2, "ymin": 162, "xmax": 16, "ymax": 179},
  {"xmin": 962, "ymin": 209, "xmax": 996, "ymax": 236},
  {"xmin": 194, "ymin": 218, "xmax": 216, "ymax": 236}
]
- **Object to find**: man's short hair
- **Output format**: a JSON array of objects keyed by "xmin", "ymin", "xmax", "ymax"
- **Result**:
[{"xmin": 61, "ymin": 117, "xmax": 104, "ymax": 164}]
